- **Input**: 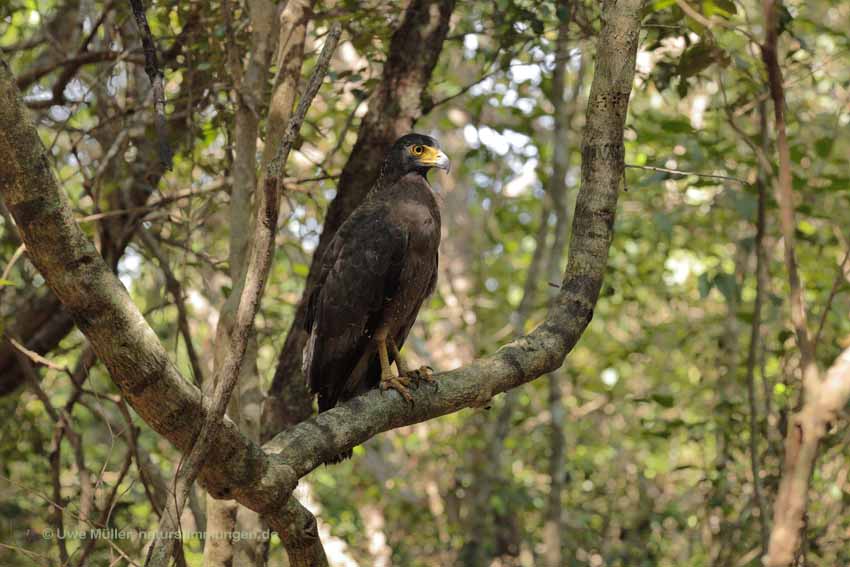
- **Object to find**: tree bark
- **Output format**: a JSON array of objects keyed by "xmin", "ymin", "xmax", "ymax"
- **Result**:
[
  {"xmin": 760, "ymin": 1, "xmax": 850, "ymax": 565},
  {"xmin": 262, "ymin": 0, "xmax": 457, "ymax": 438},
  {"xmin": 206, "ymin": 1, "xmax": 315, "ymax": 565},
  {"xmin": 204, "ymin": 0, "xmax": 279, "ymax": 564},
  {"xmin": 0, "ymin": 0, "xmax": 643, "ymax": 560},
  {"xmin": 542, "ymin": 10, "xmax": 577, "ymax": 562}
]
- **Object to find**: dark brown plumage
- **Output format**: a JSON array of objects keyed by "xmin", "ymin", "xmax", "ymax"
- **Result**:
[{"xmin": 303, "ymin": 133, "xmax": 449, "ymax": 461}]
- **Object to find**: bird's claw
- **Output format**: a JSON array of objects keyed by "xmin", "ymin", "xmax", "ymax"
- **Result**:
[
  {"xmin": 380, "ymin": 374, "xmax": 413, "ymax": 402},
  {"xmin": 403, "ymin": 365, "xmax": 438, "ymax": 392}
]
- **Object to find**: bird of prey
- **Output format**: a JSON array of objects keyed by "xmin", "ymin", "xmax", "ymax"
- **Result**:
[{"xmin": 303, "ymin": 133, "xmax": 449, "ymax": 444}]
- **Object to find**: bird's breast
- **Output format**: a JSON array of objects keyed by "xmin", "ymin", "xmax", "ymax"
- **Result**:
[{"xmin": 391, "ymin": 200, "xmax": 440, "ymax": 244}]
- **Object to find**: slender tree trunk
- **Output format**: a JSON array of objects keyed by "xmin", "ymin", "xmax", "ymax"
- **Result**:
[
  {"xmin": 543, "ymin": 373, "xmax": 566, "ymax": 566},
  {"xmin": 464, "ymin": 6, "xmax": 581, "ymax": 562},
  {"xmin": 542, "ymin": 8, "xmax": 576, "ymax": 563},
  {"xmin": 205, "ymin": 0, "xmax": 278, "ymax": 565},
  {"xmin": 234, "ymin": 2, "xmax": 315, "ymax": 565}
]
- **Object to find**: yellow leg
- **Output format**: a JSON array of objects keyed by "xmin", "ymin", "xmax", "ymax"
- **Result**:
[
  {"xmin": 377, "ymin": 336, "xmax": 412, "ymax": 401},
  {"xmin": 389, "ymin": 338, "xmax": 435, "ymax": 385}
]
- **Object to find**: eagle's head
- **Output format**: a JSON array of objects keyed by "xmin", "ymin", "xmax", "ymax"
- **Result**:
[{"xmin": 386, "ymin": 133, "xmax": 451, "ymax": 176}]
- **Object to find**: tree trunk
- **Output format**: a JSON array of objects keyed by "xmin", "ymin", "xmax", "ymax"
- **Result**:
[{"xmin": 204, "ymin": 0, "xmax": 284, "ymax": 565}]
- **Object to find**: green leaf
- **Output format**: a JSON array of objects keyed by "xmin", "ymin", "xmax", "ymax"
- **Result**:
[
  {"xmin": 713, "ymin": 273, "xmax": 738, "ymax": 304},
  {"xmin": 698, "ymin": 273, "xmax": 712, "ymax": 298},
  {"xmin": 0, "ymin": 278, "xmax": 15, "ymax": 287},
  {"xmin": 678, "ymin": 43, "xmax": 727, "ymax": 80},
  {"xmin": 652, "ymin": 394, "xmax": 675, "ymax": 408},
  {"xmin": 651, "ymin": 0, "xmax": 678, "ymax": 10},
  {"xmin": 815, "ymin": 138, "xmax": 834, "ymax": 158},
  {"xmin": 703, "ymin": 0, "xmax": 737, "ymax": 18}
]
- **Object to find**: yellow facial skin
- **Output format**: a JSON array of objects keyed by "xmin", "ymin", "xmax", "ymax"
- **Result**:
[{"xmin": 409, "ymin": 144, "xmax": 451, "ymax": 171}]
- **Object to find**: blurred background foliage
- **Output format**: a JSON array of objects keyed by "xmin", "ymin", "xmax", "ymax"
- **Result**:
[{"xmin": 1, "ymin": 0, "xmax": 850, "ymax": 565}]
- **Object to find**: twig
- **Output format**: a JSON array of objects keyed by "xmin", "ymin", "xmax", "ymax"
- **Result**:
[
  {"xmin": 7, "ymin": 336, "xmax": 70, "ymax": 374},
  {"xmin": 15, "ymin": 50, "xmax": 140, "ymax": 90},
  {"xmin": 733, "ymin": 48, "xmax": 850, "ymax": 118},
  {"xmin": 625, "ymin": 163, "xmax": 750, "ymax": 185},
  {"xmin": 427, "ymin": 49, "xmax": 579, "ymax": 111},
  {"xmin": 48, "ymin": 424, "xmax": 70, "ymax": 565},
  {"xmin": 128, "ymin": 0, "xmax": 173, "ymax": 170},
  {"xmin": 674, "ymin": 0, "xmax": 713, "ymax": 28},
  {"xmin": 143, "ymin": 23, "xmax": 342, "ymax": 567},
  {"xmin": 76, "ymin": 182, "xmax": 228, "ymax": 224},
  {"xmin": 745, "ymin": 166, "xmax": 770, "ymax": 555},
  {"xmin": 138, "ymin": 228, "xmax": 206, "ymax": 386},
  {"xmin": 1, "ymin": 243, "xmax": 25, "ymax": 281},
  {"xmin": 813, "ymin": 247, "xmax": 850, "ymax": 353}
]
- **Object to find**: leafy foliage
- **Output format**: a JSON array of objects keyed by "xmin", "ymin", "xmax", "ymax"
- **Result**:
[{"xmin": 1, "ymin": 0, "xmax": 850, "ymax": 566}]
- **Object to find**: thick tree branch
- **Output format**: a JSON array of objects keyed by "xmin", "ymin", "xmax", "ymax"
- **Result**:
[
  {"xmin": 0, "ymin": 48, "xmax": 314, "ymax": 567},
  {"xmin": 1, "ymin": 48, "xmax": 277, "ymax": 522}
]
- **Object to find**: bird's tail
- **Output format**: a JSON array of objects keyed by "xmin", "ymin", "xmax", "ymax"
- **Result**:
[
  {"xmin": 324, "ymin": 449, "xmax": 353, "ymax": 464},
  {"xmin": 318, "ymin": 354, "xmax": 383, "ymax": 464}
]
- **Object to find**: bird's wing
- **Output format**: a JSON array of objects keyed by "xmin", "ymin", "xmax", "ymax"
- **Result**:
[
  {"xmin": 391, "ymin": 248, "xmax": 439, "ymax": 354},
  {"xmin": 304, "ymin": 199, "xmax": 408, "ymax": 410}
]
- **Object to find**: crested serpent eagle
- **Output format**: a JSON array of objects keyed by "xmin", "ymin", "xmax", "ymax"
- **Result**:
[{"xmin": 303, "ymin": 133, "xmax": 449, "ymax": 457}]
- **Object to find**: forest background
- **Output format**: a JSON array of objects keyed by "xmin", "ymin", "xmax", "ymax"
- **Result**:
[{"xmin": 1, "ymin": 0, "xmax": 850, "ymax": 566}]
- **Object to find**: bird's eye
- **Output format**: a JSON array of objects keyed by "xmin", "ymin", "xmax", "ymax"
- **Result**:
[{"xmin": 412, "ymin": 145, "xmax": 424, "ymax": 155}]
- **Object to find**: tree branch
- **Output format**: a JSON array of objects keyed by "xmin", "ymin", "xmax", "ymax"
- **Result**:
[
  {"xmin": 128, "ymin": 0, "xmax": 172, "ymax": 170},
  {"xmin": 760, "ymin": 1, "xmax": 850, "ymax": 564},
  {"xmin": 760, "ymin": 0, "xmax": 816, "ymax": 393},
  {"xmin": 625, "ymin": 163, "xmax": 750, "ymax": 185},
  {"xmin": 15, "ymin": 50, "xmax": 140, "ymax": 91},
  {"xmin": 1, "ymin": 49, "xmax": 298, "ymax": 567}
]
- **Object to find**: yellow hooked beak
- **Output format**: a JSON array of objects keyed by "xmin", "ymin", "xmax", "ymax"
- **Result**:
[{"xmin": 417, "ymin": 145, "xmax": 451, "ymax": 172}]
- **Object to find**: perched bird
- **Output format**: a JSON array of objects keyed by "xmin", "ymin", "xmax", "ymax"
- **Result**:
[{"xmin": 303, "ymin": 133, "xmax": 449, "ymax": 459}]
